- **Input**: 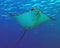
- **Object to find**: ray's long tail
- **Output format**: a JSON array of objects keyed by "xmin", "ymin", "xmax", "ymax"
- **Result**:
[{"xmin": 13, "ymin": 29, "xmax": 27, "ymax": 48}]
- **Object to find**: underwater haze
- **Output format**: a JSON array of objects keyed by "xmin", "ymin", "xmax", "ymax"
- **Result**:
[{"xmin": 0, "ymin": 0, "xmax": 60, "ymax": 48}]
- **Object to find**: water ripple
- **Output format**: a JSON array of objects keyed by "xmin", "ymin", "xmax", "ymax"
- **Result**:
[{"xmin": 0, "ymin": 0, "xmax": 60, "ymax": 20}]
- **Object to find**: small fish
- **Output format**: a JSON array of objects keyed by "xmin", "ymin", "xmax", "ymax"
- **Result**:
[
  {"xmin": 9, "ymin": 14, "xmax": 17, "ymax": 16},
  {"xmin": 31, "ymin": 8, "xmax": 36, "ymax": 10},
  {"xmin": 48, "ymin": 16, "xmax": 56, "ymax": 21}
]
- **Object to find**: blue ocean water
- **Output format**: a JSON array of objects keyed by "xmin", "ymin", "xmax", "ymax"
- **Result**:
[{"xmin": 0, "ymin": 0, "xmax": 60, "ymax": 48}]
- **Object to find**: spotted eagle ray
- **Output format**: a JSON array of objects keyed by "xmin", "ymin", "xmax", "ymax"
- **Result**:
[{"xmin": 9, "ymin": 7, "xmax": 56, "ymax": 48}]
